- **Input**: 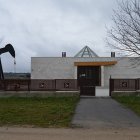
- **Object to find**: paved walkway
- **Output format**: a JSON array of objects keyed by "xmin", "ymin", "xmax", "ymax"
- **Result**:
[{"xmin": 72, "ymin": 97, "xmax": 140, "ymax": 128}]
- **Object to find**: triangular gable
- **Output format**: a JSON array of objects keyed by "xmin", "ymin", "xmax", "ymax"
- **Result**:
[{"xmin": 74, "ymin": 46, "xmax": 99, "ymax": 57}]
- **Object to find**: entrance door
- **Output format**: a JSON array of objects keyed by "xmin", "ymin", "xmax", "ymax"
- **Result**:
[
  {"xmin": 77, "ymin": 66, "xmax": 101, "ymax": 96},
  {"xmin": 80, "ymin": 86, "xmax": 95, "ymax": 96}
]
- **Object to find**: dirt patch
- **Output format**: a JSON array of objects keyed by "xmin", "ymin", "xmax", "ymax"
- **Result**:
[{"xmin": 0, "ymin": 127, "xmax": 140, "ymax": 140}]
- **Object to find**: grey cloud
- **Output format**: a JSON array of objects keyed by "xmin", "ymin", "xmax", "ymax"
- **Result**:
[{"xmin": 0, "ymin": 0, "xmax": 120, "ymax": 72}]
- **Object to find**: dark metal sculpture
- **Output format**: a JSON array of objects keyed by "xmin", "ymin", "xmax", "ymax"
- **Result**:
[{"xmin": 0, "ymin": 44, "xmax": 15, "ymax": 80}]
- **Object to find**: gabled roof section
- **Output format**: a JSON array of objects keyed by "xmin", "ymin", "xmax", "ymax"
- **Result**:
[{"xmin": 74, "ymin": 46, "xmax": 99, "ymax": 57}]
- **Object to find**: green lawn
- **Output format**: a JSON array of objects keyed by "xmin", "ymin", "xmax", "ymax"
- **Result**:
[
  {"xmin": 112, "ymin": 96, "xmax": 140, "ymax": 116},
  {"xmin": 0, "ymin": 97, "xmax": 79, "ymax": 127}
]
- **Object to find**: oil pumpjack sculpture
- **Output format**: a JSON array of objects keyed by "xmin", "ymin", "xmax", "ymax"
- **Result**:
[{"xmin": 0, "ymin": 44, "xmax": 15, "ymax": 80}]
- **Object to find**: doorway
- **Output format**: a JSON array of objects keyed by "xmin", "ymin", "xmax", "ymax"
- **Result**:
[{"xmin": 77, "ymin": 66, "xmax": 101, "ymax": 96}]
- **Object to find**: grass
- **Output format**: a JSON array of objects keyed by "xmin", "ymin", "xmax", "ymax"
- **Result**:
[
  {"xmin": 112, "ymin": 96, "xmax": 140, "ymax": 116},
  {"xmin": 0, "ymin": 97, "xmax": 79, "ymax": 127}
]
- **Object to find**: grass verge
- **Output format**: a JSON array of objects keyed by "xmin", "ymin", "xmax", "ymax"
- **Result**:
[
  {"xmin": 112, "ymin": 96, "xmax": 140, "ymax": 116},
  {"xmin": 0, "ymin": 97, "xmax": 79, "ymax": 127}
]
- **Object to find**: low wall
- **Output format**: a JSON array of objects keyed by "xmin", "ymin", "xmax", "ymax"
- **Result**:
[
  {"xmin": 111, "ymin": 91, "xmax": 140, "ymax": 96},
  {"xmin": 0, "ymin": 79, "xmax": 78, "ymax": 91},
  {"xmin": 0, "ymin": 91, "xmax": 80, "ymax": 97},
  {"xmin": 109, "ymin": 78, "xmax": 140, "ymax": 96},
  {"xmin": 95, "ymin": 87, "xmax": 109, "ymax": 96}
]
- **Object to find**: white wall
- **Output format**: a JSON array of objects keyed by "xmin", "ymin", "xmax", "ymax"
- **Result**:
[
  {"xmin": 31, "ymin": 57, "xmax": 75, "ymax": 79},
  {"xmin": 95, "ymin": 87, "xmax": 109, "ymax": 96},
  {"xmin": 31, "ymin": 57, "xmax": 116, "ymax": 79},
  {"xmin": 104, "ymin": 57, "xmax": 140, "ymax": 87},
  {"xmin": 31, "ymin": 57, "xmax": 140, "ymax": 91}
]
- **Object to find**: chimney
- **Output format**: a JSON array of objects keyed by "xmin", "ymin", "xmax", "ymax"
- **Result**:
[
  {"xmin": 62, "ymin": 52, "xmax": 66, "ymax": 57},
  {"xmin": 111, "ymin": 52, "xmax": 115, "ymax": 57}
]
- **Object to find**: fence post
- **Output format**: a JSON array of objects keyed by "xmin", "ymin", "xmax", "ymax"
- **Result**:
[
  {"xmin": 28, "ymin": 80, "xmax": 30, "ymax": 91},
  {"xmin": 135, "ymin": 79, "xmax": 137, "ymax": 91},
  {"xmin": 109, "ymin": 76, "xmax": 114, "ymax": 96},
  {"xmin": 55, "ymin": 79, "xmax": 56, "ymax": 91},
  {"xmin": 137, "ymin": 78, "xmax": 140, "ymax": 90},
  {"xmin": 109, "ymin": 76, "xmax": 111, "ymax": 96},
  {"xmin": 4, "ymin": 80, "xmax": 7, "ymax": 91}
]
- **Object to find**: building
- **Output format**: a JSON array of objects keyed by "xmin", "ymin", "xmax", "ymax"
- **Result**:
[{"xmin": 31, "ymin": 46, "xmax": 140, "ymax": 96}]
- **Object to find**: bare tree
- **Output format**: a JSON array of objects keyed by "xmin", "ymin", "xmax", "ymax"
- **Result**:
[{"xmin": 107, "ymin": 0, "xmax": 140, "ymax": 56}]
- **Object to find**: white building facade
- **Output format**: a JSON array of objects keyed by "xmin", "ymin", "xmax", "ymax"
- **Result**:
[{"xmin": 31, "ymin": 47, "xmax": 140, "ymax": 96}]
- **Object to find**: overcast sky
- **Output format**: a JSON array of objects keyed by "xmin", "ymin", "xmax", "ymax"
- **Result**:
[{"xmin": 0, "ymin": 0, "xmax": 119, "ymax": 72}]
